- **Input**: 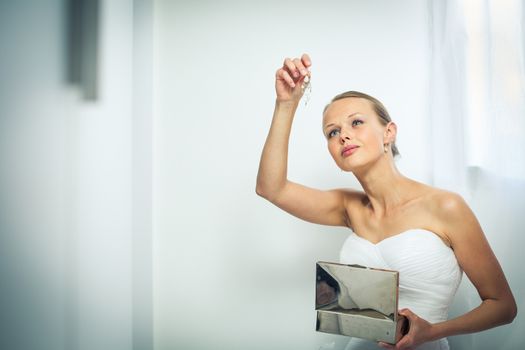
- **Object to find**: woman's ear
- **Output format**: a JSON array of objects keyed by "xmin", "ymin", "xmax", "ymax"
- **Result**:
[{"xmin": 384, "ymin": 121, "xmax": 397, "ymax": 144}]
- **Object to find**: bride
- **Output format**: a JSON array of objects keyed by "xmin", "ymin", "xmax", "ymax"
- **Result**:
[{"xmin": 256, "ymin": 54, "xmax": 516, "ymax": 349}]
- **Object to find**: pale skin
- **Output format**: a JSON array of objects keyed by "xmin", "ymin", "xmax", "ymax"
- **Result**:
[{"xmin": 256, "ymin": 54, "xmax": 517, "ymax": 349}]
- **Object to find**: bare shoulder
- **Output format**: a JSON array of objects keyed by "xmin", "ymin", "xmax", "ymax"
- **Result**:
[
  {"xmin": 426, "ymin": 188, "xmax": 472, "ymax": 224},
  {"xmin": 424, "ymin": 187, "xmax": 468, "ymax": 214},
  {"xmin": 420, "ymin": 186, "xmax": 482, "ymax": 246}
]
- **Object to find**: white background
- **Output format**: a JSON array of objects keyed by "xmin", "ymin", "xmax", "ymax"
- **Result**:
[
  {"xmin": 0, "ymin": 1, "xmax": 523, "ymax": 350},
  {"xmin": 153, "ymin": 1, "xmax": 444, "ymax": 349}
]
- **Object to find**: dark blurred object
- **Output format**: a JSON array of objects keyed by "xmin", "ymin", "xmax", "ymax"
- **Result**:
[{"xmin": 67, "ymin": 0, "xmax": 99, "ymax": 100}]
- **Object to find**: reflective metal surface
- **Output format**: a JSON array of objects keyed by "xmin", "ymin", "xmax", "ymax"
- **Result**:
[{"xmin": 315, "ymin": 262, "xmax": 408, "ymax": 344}]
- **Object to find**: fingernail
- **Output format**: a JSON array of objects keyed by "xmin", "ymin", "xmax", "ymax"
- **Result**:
[
  {"xmin": 293, "ymin": 71, "xmax": 299, "ymax": 78},
  {"xmin": 300, "ymin": 69, "xmax": 307, "ymax": 75}
]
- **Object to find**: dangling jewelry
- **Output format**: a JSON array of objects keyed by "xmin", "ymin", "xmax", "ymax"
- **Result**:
[
  {"xmin": 301, "ymin": 73, "xmax": 312, "ymax": 106},
  {"xmin": 384, "ymin": 143, "xmax": 389, "ymax": 153}
]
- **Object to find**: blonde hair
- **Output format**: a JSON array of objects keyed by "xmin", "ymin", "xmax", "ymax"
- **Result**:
[{"xmin": 324, "ymin": 91, "xmax": 400, "ymax": 157}]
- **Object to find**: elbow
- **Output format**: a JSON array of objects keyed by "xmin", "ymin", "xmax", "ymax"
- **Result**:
[
  {"xmin": 255, "ymin": 181, "xmax": 271, "ymax": 200},
  {"xmin": 255, "ymin": 182, "xmax": 280, "ymax": 202},
  {"xmin": 255, "ymin": 186, "xmax": 275, "ymax": 202},
  {"xmin": 255, "ymin": 184, "xmax": 266, "ymax": 198},
  {"xmin": 507, "ymin": 301, "xmax": 518, "ymax": 324},
  {"xmin": 500, "ymin": 297, "xmax": 518, "ymax": 325}
]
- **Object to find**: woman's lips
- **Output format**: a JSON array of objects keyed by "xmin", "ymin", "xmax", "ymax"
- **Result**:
[{"xmin": 342, "ymin": 145, "xmax": 359, "ymax": 157}]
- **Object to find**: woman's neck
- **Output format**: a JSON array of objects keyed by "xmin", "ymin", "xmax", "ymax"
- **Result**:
[{"xmin": 353, "ymin": 158, "xmax": 411, "ymax": 219}]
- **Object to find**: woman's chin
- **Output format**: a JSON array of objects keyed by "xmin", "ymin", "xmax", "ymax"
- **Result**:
[
  {"xmin": 339, "ymin": 165, "xmax": 356, "ymax": 173},
  {"xmin": 338, "ymin": 160, "xmax": 361, "ymax": 172}
]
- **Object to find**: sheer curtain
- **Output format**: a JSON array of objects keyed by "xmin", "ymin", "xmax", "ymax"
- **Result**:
[{"xmin": 429, "ymin": 0, "xmax": 525, "ymax": 349}]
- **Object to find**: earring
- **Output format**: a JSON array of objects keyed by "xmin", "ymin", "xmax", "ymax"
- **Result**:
[{"xmin": 384, "ymin": 144, "xmax": 389, "ymax": 153}]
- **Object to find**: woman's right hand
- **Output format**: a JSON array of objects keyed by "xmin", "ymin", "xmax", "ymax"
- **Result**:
[{"xmin": 275, "ymin": 53, "xmax": 312, "ymax": 103}]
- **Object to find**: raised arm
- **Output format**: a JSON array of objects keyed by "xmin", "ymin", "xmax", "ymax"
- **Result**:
[{"xmin": 256, "ymin": 54, "xmax": 357, "ymax": 227}]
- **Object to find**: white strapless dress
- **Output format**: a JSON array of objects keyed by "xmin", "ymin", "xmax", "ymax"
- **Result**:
[{"xmin": 339, "ymin": 229, "xmax": 462, "ymax": 350}]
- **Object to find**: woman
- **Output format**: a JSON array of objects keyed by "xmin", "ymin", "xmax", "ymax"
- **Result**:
[{"xmin": 256, "ymin": 54, "xmax": 516, "ymax": 350}]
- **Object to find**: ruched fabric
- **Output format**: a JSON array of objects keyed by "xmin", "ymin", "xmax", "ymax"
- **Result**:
[{"xmin": 339, "ymin": 229, "xmax": 462, "ymax": 350}]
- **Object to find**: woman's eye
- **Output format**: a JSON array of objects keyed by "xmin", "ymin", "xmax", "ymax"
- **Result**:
[
  {"xmin": 328, "ymin": 129, "xmax": 340, "ymax": 138},
  {"xmin": 352, "ymin": 119, "xmax": 363, "ymax": 126}
]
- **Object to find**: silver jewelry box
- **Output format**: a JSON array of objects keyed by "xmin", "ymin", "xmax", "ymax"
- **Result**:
[{"xmin": 315, "ymin": 261, "xmax": 408, "ymax": 344}]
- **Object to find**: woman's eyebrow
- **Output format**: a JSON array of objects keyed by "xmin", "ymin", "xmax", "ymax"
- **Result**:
[
  {"xmin": 323, "ymin": 123, "xmax": 335, "ymax": 130},
  {"xmin": 347, "ymin": 112, "xmax": 364, "ymax": 119},
  {"xmin": 323, "ymin": 112, "xmax": 362, "ymax": 130}
]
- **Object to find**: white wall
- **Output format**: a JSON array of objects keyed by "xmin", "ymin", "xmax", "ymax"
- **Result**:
[
  {"xmin": 0, "ymin": 1, "xmax": 141, "ymax": 349},
  {"xmin": 153, "ymin": 1, "xmax": 432, "ymax": 349},
  {"xmin": 71, "ymin": 1, "xmax": 134, "ymax": 348},
  {"xmin": 0, "ymin": 2, "xmax": 70, "ymax": 348}
]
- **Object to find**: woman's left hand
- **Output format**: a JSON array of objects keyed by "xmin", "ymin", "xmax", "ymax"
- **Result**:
[{"xmin": 377, "ymin": 308, "xmax": 434, "ymax": 350}]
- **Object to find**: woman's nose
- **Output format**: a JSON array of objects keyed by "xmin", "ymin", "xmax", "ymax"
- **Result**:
[{"xmin": 339, "ymin": 129, "xmax": 352, "ymax": 144}]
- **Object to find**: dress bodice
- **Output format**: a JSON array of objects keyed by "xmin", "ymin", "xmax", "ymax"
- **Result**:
[
  {"xmin": 339, "ymin": 229, "xmax": 463, "ymax": 350},
  {"xmin": 339, "ymin": 229, "xmax": 463, "ymax": 324}
]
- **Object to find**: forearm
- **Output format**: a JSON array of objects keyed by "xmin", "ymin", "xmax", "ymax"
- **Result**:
[
  {"xmin": 256, "ymin": 100, "xmax": 299, "ymax": 199},
  {"xmin": 428, "ymin": 297, "xmax": 516, "ymax": 340}
]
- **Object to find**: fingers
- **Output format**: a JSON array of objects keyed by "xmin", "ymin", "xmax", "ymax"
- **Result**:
[
  {"xmin": 275, "ymin": 53, "xmax": 312, "ymax": 96},
  {"xmin": 395, "ymin": 309, "xmax": 417, "ymax": 349},
  {"xmin": 395, "ymin": 335, "xmax": 415, "ymax": 350},
  {"xmin": 398, "ymin": 308, "xmax": 412, "ymax": 317},
  {"xmin": 276, "ymin": 68, "xmax": 296, "ymax": 88},
  {"xmin": 283, "ymin": 57, "xmax": 300, "ymax": 79},
  {"xmin": 301, "ymin": 53, "xmax": 312, "ymax": 68},
  {"xmin": 377, "ymin": 341, "xmax": 394, "ymax": 349},
  {"xmin": 282, "ymin": 54, "xmax": 311, "ymax": 79},
  {"xmin": 399, "ymin": 308, "xmax": 418, "ymax": 323},
  {"xmin": 293, "ymin": 57, "xmax": 309, "ymax": 77}
]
